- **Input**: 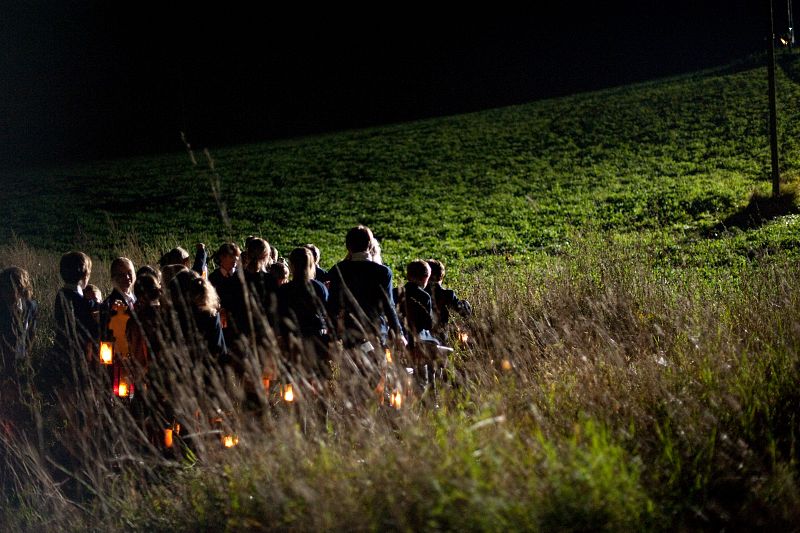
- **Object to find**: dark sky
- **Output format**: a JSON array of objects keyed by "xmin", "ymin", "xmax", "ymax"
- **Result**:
[{"xmin": 1, "ymin": 1, "xmax": 778, "ymax": 168}]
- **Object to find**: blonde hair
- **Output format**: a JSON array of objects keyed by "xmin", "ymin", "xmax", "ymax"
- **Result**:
[{"xmin": 0, "ymin": 266, "xmax": 33, "ymax": 304}]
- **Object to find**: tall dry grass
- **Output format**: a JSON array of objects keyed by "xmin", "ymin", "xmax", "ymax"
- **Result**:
[{"xmin": 1, "ymin": 234, "xmax": 800, "ymax": 531}]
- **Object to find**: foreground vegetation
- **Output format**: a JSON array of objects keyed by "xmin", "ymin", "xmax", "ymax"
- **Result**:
[{"xmin": 3, "ymin": 52, "xmax": 800, "ymax": 530}]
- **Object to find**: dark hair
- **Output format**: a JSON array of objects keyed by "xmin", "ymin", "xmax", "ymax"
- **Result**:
[
  {"xmin": 213, "ymin": 242, "xmax": 241, "ymax": 264},
  {"xmin": 244, "ymin": 238, "xmax": 270, "ymax": 272},
  {"xmin": 426, "ymin": 259, "xmax": 445, "ymax": 282},
  {"xmin": 288, "ymin": 247, "xmax": 315, "ymax": 282},
  {"xmin": 136, "ymin": 265, "xmax": 161, "ymax": 283},
  {"xmin": 0, "ymin": 266, "xmax": 33, "ymax": 303},
  {"xmin": 59, "ymin": 251, "xmax": 92, "ymax": 284},
  {"xmin": 406, "ymin": 260, "xmax": 431, "ymax": 283},
  {"xmin": 133, "ymin": 273, "xmax": 161, "ymax": 303},
  {"xmin": 161, "ymin": 264, "xmax": 188, "ymax": 286},
  {"xmin": 269, "ymin": 261, "xmax": 289, "ymax": 281},
  {"xmin": 159, "ymin": 247, "xmax": 190, "ymax": 268},
  {"xmin": 345, "ymin": 225, "xmax": 373, "ymax": 253}
]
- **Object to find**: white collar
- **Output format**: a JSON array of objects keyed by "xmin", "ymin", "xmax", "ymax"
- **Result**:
[
  {"xmin": 350, "ymin": 252, "xmax": 370, "ymax": 261},
  {"xmin": 64, "ymin": 283, "xmax": 83, "ymax": 297}
]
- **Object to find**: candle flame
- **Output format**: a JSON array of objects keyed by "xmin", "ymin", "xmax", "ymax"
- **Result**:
[
  {"xmin": 283, "ymin": 384, "xmax": 294, "ymax": 402},
  {"xmin": 100, "ymin": 341, "xmax": 113, "ymax": 365},
  {"xmin": 164, "ymin": 428, "xmax": 173, "ymax": 448},
  {"xmin": 385, "ymin": 348, "xmax": 393, "ymax": 363},
  {"xmin": 390, "ymin": 390, "xmax": 402, "ymax": 409},
  {"xmin": 222, "ymin": 435, "xmax": 238, "ymax": 448}
]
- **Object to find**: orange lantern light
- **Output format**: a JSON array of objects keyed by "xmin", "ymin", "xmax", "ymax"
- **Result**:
[
  {"xmin": 460, "ymin": 332, "xmax": 470, "ymax": 344},
  {"xmin": 117, "ymin": 380, "xmax": 130, "ymax": 397},
  {"xmin": 262, "ymin": 377, "xmax": 271, "ymax": 391},
  {"xmin": 222, "ymin": 435, "xmax": 239, "ymax": 448},
  {"xmin": 99, "ymin": 341, "xmax": 114, "ymax": 365},
  {"xmin": 385, "ymin": 348, "xmax": 393, "ymax": 363},
  {"xmin": 501, "ymin": 359, "xmax": 512, "ymax": 371},
  {"xmin": 282, "ymin": 384, "xmax": 294, "ymax": 402},
  {"xmin": 390, "ymin": 390, "xmax": 402, "ymax": 409},
  {"xmin": 164, "ymin": 428, "xmax": 174, "ymax": 448}
]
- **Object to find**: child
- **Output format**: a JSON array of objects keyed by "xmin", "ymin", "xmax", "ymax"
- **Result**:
[
  {"xmin": 269, "ymin": 261, "xmax": 289, "ymax": 286},
  {"xmin": 397, "ymin": 260, "xmax": 434, "ymax": 342},
  {"xmin": 277, "ymin": 247, "xmax": 331, "ymax": 378},
  {"xmin": 424, "ymin": 259, "xmax": 472, "ymax": 335},
  {"xmin": 52, "ymin": 251, "xmax": 98, "ymax": 387},
  {"xmin": 159, "ymin": 244, "xmax": 207, "ymax": 278},
  {"xmin": 0, "ymin": 266, "xmax": 38, "ymax": 380},
  {"xmin": 241, "ymin": 238, "xmax": 279, "ymax": 331},
  {"xmin": 167, "ymin": 269, "xmax": 227, "ymax": 361},
  {"xmin": 304, "ymin": 243, "xmax": 329, "ymax": 284},
  {"xmin": 208, "ymin": 242, "xmax": 242, "ymax": 339},
  {"xmin": 327, "ymin": 225, "xmax": 404, "ymax": 349},
  {"xmin": 84, "ymin": 284, "xmax": 102, "ymax": 305},
  {"xmin": 104, "ymin": 257, "xmax": 137, "ymax": 310}
]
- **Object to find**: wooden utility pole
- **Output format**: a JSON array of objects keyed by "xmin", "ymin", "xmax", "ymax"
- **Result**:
[{"xmin": 768, "ymin": 0, "xmax": 781, "ymax": 197}]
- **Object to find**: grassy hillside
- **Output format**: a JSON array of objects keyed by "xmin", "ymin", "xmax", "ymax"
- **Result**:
[
  {"xmin": 3, "ymin": 52, "xmax": 800, "ymax": 531},
  {"xmin": 4, "ymin": 53, "xmax": 800, "ymax": 280}
]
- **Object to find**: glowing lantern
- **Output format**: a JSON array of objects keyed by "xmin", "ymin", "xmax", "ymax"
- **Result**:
[
  {"xmin": 282, "ymin": 384, "xmax": 294, "ymax": 402},
  {"xmin": 385, "ymin": 348, "xmax": 393, "ymax": 363},
  {"xmin": 390, "ymin": 390, "xmax": 402, "ymax": 409},
  {"xmin": 262, "ymin": 377, "xmax": 271, "ymax": 391},
  {"xmin": 164, "ymin": 428, "xmax": 174, "ymax": 448},
  {"xmin": 117, "ymin": 380, "xmax": 130, "ymax": 397},
  {"xmin": 460, "ymin": 332, "xmax": 469, "ymax": 344},
  {"xmin": 222, "ymin": 435, "xmax": 239, "ymax": 448},
  {"xmin": 99, "ymin": 341, "xmax": 114, "ymax": 365},
  {"xmin": 501, "ymin": 359, "xmax": 512, "ymax": 371}
]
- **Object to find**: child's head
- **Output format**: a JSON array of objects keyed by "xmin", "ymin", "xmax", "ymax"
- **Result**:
[
  {"xmin": 304, "ymin": 244, "xmax": 321, "ymax": 266},
  {"xmin": 369, "ymin": 238, "xmax": 383, "ymax": 265},
  {"xmin": 133, "ymin": 274, "xmax": 162, "ymax": 306},
  {"xmin": 171, "ymin": 270, "xmax": 219, "ymax": 314},
  {"xmin": 161, "ymin": 264, "xmax": 188, "ymax": 286},
  {"xmin": 136, "ymin": 265, "xmax": 161, "ymax": 284},
  {"xmin": 243, "ymin": 238, "xmax": 269, "ymax": 272},
  {"xmin": 110, "ymin": 257, "xmax": 136, "ymax": 294},
  {"xmin": 426, "ymin": 259, "xmax": 445, "ymax": 284},
  {"xmin": 83, "ymin": 284, "xmax": 102, "ymax": 303},
  {"xmin": 406, "ymin": 260, "xmax": 431, "ymax": 287},
  {"xmin": 214, "ymin": 243, "xmax": 241, "ymax": 272},
  {"xmin": 270, "ymin": 245, "xmax": 279, "ymax": 265},
  {"xmin": 269, "ymin": 261, "xmax": 290, "ymax": 285},
  {"xmin": 0, "ymin": 266, "xmax": 33, "ymax": 305},
  {"xmin": 289, "ymin": 247, "xmax": 315, "ymax": 282},
  {"xmin": 345, "ymin": 225, "xmax": 373, "ymax": 254},
  {"xmin": 159, "ymin": 247, "xmax": 190, "ymax": 268},
  {"xmin": 59, "ymin": 251, "xmax": 92, "ymax": 287}
]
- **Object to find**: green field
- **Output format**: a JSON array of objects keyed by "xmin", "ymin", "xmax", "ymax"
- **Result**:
[
  {"xmin": 5, "ymin": 53, "xmax": 800, "ymax": 280},
  {"xmin": 3, "ymin": 52, "xmax": 800, "ymax": 531}
]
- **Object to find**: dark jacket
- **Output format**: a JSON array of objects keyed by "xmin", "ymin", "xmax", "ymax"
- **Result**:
[
  {"xmin": 425, "ymin": 283, "xmax": 471, "ymax": 332},
  {"xmin": 396, "ymin": 282, "xmax": 433, "ymax": 337},
  {"xmin": 54, "ymin": 288, "xmax": 98, "ymax": 354},
  {"xmin": 0, "ymin": 299, "xmax": 37, "ymax": 379},
  {"xmin": 277, "ymin": 279, "xmax": 329, "ymax": 337},
  {"xmin": 327, "ymin": 259, "xmax": 402, "ymax": 343}
]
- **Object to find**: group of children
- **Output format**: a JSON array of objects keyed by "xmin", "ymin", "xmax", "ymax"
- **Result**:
[{"xmin": 0, "ymin": 226, "xmax": 472, "ymax": 410}]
